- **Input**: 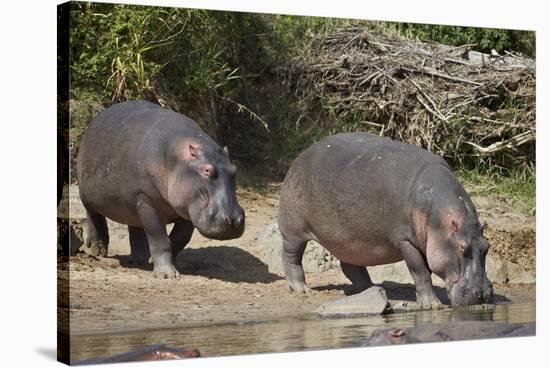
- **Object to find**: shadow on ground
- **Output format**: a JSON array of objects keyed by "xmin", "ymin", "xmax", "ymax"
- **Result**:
[
  {"xmin": 116, "ymin": 246, "xmax": 282, "ymax": 284},
  {"xmin": 176, "ymin": 246, "xmax": 283, "ymax": 283},
  {"xmin": 313, "ymin": 281, "xmax": 510, "ymax": 305},
  {"xmin": 114, "ymin": 255, "xmax": 154, "ymax": 271}
]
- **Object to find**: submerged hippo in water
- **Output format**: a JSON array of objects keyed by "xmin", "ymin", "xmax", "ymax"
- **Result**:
[
  {"xmin": 78, "ymin": 101, "xmax": 245, "ymax": 278},
  {"xmin": 74, "ymin": 345, "xmax": 200, "ymax": 364},
  {"xmin": 360, "ymin": 321, "xmax": 535, "ymax": 346},
  {"xmin": 278, "ymin": 132, "xmax": 493, "ymax": 307}
]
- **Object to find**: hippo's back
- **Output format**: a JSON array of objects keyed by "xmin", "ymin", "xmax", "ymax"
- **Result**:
[
  {"xmin": 78, "ymin": 100, "xmax": 204, "ymax": 179},
  {"xmin": 80, "ymin": 101, "xmax": 200, "ymax": 153}
]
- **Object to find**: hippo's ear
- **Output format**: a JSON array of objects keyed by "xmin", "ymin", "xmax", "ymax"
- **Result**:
[
  {"xmin": 481, "ymin": 221, "xmax": 488, "ymax": 235},
  {"xmin": 223, "ymin": 146, "xmax": 229, "ymax": 156},
  {"xmin": 187, "ymin": 143, "xmax": 202, "ymax": 159}
]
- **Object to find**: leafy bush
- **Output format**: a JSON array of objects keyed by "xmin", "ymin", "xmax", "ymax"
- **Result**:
[
  {"xmin": 375, "ymin": 22, "xmax": 535, "ymax": 57},
  {"xmin": 68, "ymin": 3, "xmax": 535, "ymax": 183}
]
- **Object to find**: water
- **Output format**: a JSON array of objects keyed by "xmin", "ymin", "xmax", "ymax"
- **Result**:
[{"xmin": 70, "ymin": 301, "xmax": 535, "ymax": 362}]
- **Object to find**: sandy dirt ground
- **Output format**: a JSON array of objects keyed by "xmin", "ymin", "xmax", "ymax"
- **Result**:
[{"xmin": 60, "ymin": 184, "xmax": 535, "ymax": 334}]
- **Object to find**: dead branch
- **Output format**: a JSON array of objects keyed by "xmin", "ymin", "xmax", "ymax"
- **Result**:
[{"xmin": 288, "ymin": 26, "xmax": 535, "ymax": 167}]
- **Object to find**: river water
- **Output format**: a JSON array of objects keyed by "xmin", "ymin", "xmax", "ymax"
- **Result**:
[{"xmin": 70, "ymin": 300, "xmax": 535, "ymax": 362}]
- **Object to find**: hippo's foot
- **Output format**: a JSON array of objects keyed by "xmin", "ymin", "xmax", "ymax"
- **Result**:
[
  {"xmin": 283, "ymin": 261, "xmax": 310, "ymax": 294},
  {"xmin": 417, "ymin": 293, "xmax": 444, "ymax": 309},
  {"xmin": 153, "ymin": 265, "xmax": 181, "ymax": 279},
  {"xmin": 88, "ymin": 241, "xmax": 108, "ymax": 257},
  {"xmin": 287, "ymin": 280, "xmax": 311, "ymax": 294}
]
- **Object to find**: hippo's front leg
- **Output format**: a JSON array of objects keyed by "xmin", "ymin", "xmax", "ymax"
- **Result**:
[
  {"xmin": 397, "ymin": 240, "xmax": 442, "ymax": 309},
  {"xmin": 136, "ymin": 194, "xmax": 179, "ymax": 279}
]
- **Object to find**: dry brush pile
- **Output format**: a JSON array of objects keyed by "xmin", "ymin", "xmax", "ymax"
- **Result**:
[{"xmin": 290, "ymin": 27, "xmax": 536, "ymax": 172}]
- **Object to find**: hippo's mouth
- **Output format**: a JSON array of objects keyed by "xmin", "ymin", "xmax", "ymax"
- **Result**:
[
  {"xmin": 446, "ymin": 278, "xmax": 493, "ymax": 306},
  {"xmin": 196, "ymin": 222, "xmax": 245, "ymax": 241},
  {"xmin": 199, "ymin": 189, "xmax": 210, "ymax": 211}
]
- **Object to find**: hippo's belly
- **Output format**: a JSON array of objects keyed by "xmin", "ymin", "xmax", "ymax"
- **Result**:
[
  {"xmin": 80, "ymin": 185, "xmax": 178, "ymax": 227},
  {"xmin": 314, "ymin": 235, "xmax": 404, "ymax": 267},
  {"xmin": 92, "ymin": 203, "xmax": 143, "ymax": 227}
]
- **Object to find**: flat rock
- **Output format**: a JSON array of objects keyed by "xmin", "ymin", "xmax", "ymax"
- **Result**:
[{"xmin": 316, "ymin": 286, "xmax": 391, "ymax": 317}]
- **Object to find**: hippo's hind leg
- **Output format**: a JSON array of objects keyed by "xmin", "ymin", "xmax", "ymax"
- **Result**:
[
  {"xmin": 84, "ymin": 207, "xmax": 109, "ymax": 257},
  {"xmin": 169, "ymin": 219, "xmax": 194, "ymax": 261},
  {"xmin": 341, "ymin": 262, "xmax": 373, "ymax": 294},
  {"xmin": 282, "ymin": 235, "xmax": 310, "ymax": 294},
  {"xmin": 128, "ymin": 226, "xmax": 151, "ymax": 265},
  {"xmin": 398, "ymin": 240, "xmax": 442, "ymax": 309}
]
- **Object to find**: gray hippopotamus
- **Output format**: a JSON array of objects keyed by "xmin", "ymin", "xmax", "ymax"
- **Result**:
[
  {"xmin": 74, "ymin": 345, "xmax": 200, "ymax": 365},
  {"xmin": 278, "ymin": 132, "xmax": 493, "ymax": 307},
  {"xmin": 78, "ymin": 100, "xmax": 245, "ymax": 278},
  {"xmin": 359, "ymin": 322, "xmax": 535, "ymax": 346}
]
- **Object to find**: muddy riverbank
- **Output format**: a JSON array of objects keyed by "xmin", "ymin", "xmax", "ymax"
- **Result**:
[{"xmin": 58, "ymin": 182, "xmax": 535, "ymax": 337}]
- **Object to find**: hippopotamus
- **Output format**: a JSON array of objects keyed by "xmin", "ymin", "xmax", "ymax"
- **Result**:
[
  {"xmin": 74, "ymin": 345, "xmax": 200, "ymax": 365},
  {"xmin": 278, "ymin": 132, "xmax": 493, "ymax": 307},
  {"xmin": 77, "ymin": 100, "xmax": 245, "ymax": 278},
  {"xmin": 359, "ymin": 322, "xmax": 535, "ymax": 346}
]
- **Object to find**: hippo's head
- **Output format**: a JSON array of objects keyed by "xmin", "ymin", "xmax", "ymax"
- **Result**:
[
  {"xmin": 428, "ymin": 214, "xmax": 493, "ymax": 306},
  {"xmin": 166, "ymin": 140, "xmax": 245, "ymax": 240}
]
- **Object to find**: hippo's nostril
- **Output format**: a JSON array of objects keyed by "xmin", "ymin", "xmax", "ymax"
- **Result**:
[
  {"xmin": 234, "ymin": 210, "xmax": 244, "ymax": 228},
  {"xmin": 222, "ymin": 214, "xmax": 231, "ymax": 225},
  {"xmin": 473, "ymin": 288, "xmax": 482, "ymax": 299}
]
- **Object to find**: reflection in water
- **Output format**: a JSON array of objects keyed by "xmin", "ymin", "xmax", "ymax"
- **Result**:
[{"xmin": 71, "ymin": 302, "xmax": 535, "ymax": 363}]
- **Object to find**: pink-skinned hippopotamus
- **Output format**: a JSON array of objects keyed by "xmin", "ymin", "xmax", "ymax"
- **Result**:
[
  {"xmin": 77, "ymin": 101, "xmax": 245, "ymax": 278},
  {"xmin": 278, "ymin": 132, "xmax": 493, "ymax": 307}
]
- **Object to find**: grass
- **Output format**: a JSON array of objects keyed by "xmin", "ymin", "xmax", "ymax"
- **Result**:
[{"xmin": 456, "ymin": 168, "xmax": 536, "ymax": 215}]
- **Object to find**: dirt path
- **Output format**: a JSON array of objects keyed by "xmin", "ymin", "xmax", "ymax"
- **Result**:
[{"xmin": 62, "ymin": 184, "xmax": 535, "ymax": 334}]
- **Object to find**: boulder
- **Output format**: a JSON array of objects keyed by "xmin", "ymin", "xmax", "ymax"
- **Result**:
[
  {"xmin": 316, "ymin": 286, "xmax": 391, "ymax": 317},
  {"xmin": 258, "ymin": 223, "xmax": 338, "ymax": 275}
]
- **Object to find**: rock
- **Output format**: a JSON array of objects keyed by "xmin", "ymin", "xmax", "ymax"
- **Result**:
[
  {"xmin": 485, "ymin": 256, "xmax": 536, "ymax": 284},
  {"xmin": 367, "ymin": 262, "xmax": 416, "ymax": 285},
  {"xmin": 316, "ymin": 286, "xmax": 391, "ymax": 317},
  {"xmin": 258, "ymin": 223, "xmax": 338, "ymax": 275},
  {"xmin": 390, "ymin": 301, "xmax": 425, "ymax": 312},
  {"xmin": 58, "ymin": 185, "xmax": 88, "ymax": 219}
]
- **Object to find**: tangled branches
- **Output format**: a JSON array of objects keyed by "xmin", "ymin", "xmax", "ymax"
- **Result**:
[{"xmin": 291, "ymin": 27, "xmax": 535, "ymax": 172}]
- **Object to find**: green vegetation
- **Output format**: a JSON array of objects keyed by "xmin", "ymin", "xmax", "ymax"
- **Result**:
[
  {"xmin": 67, "ymin": 2, "xmax": 535, "ymax": 202},
  {"xmin": 370, "ymin": 21, "xmax": 535, "ymax": 57},
  {"xmin": 457, "ymin": 168, "xmax": 536, "ymax": 215}
]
